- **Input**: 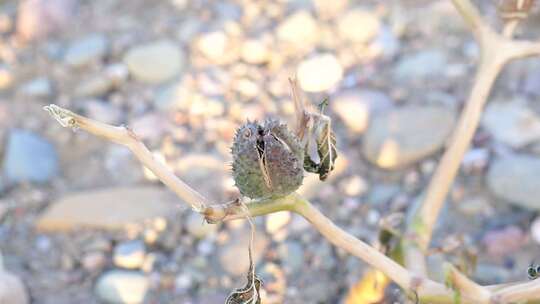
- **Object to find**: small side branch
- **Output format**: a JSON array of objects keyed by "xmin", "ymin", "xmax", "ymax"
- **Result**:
[{"xmin": 43, "ymin": 105, "xmax": 209, "ymax": 212}]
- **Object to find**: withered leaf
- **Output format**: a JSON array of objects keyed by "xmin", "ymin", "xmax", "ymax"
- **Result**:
[
  {"xmin": 225, "ymin": 268, "xmax": 263, "ymax": 304},
  {"xmin": 303, "ymin": 114, "xmax": 337, "ymax": 181}
]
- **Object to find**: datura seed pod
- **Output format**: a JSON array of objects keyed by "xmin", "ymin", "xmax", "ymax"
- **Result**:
[{"xmin": 232, "ymin": 119, "xmax": 304, "ymax": 199}]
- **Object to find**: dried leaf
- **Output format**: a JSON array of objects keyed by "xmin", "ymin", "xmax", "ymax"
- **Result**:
[{"xmin": 303, "ymin": 114, "xmax": 337, "ymax": 181}]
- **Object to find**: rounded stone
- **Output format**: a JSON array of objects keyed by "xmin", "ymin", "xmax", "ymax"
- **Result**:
[
  {"xmin": 95, "ymin": 270, "xmax": 149, "ymax": 304},
  {"xmin": 123, "ymin": 40, "xmax": 184, "ymax": 84},
  {"xmin": 337, "ymin": 9, "xmax": 380, "ymax": 44},
  {"xmin": 297, "ymin": 53, "xmax": 343, "ymax": 92},
  {"xmin": 363, "ymin": 106, "xmax": 455, "ymax": 169},
  {"xmin": 487, "ymin": 154, "xmax": 540, "ymax": 210},
  {"xmin": 0, "ymin": 271, "xmax": 28, "ymax": 304}
]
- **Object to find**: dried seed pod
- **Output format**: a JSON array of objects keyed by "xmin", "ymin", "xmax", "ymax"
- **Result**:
[
  {"xmin": 498, "ymin": 0, "xmax": 535, "ymax": 20},
  {"xmin": 232, "ymin": 119, "xmax": 304, "ymax": 199}
]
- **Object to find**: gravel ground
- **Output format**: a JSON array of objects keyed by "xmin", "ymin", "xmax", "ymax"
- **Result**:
[{"xmin": 1, "ymin": 0, "xmax": 540, "ymax": 303}]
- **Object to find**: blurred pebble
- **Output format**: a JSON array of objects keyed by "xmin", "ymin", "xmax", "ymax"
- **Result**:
[
  {"xmin": 95, "ymin": 270, "xmax": 149, "ymax": 304},
  {"xmin": 278, "ymin": 242, "xmax": 304, "ymax": 274},
  {"xmin": 0, "ymin": 65, "xmax": 13, "ymax": 90},
  {"xmin": 218, "ymin": 229, "xmax": 269, "ymax": 276},
  {"xmin": 105, "ymin": 63, "xmax": 129, "ymax": 87},
  {"xmin": 297, "ymin": 53, "xmax": 343, "ymax": 92},
  {"xmin": 487, "ymin": 154, "xmax": 540, "ymax": 211},
  {"xmin": 64, "ymin": 33, "xmax": 108, "ymax": 68},
  {"xmin": 0, "ymin": 271, "xmax": 29, "ymax": 304},
  {"xmin": 461, "ymin": 148, "xmax": 489, "ymax": 174},
  {"xmin": 530, "ymin": 217, "xmax": 540, "ymax": 244},
  {"xmin": 276, "ymin": 11, "xmax": 319, "ymax": 51},
  {"xmin": 363, "ymin": 106, "xmax": 455, "ymax": 169},
  {"xmin": 124, "ymin": 40, "xmax": 185, "ymax": 84},
  {"xmin": 81, "ymin": 251, "xmax": 106, "ymax": 272},
  {"xmin": 339, "ymin": 175, "xmax": 369, "ymax": 197},
  {"xmin": 83, "ymin": 99, "xmax": 123, "ymax": 125},
  {"xmin": 241, "ymin": 39, "xmax": 270, "ymax": 64},
  {"xmin": 312, "ymin": 0, "xmax": 347, "ymax": 19},
  {"xmin": 265, "ymin": 211, "xmax": 291, "ymax": 234},
  {"xmin": 3, "ymin": 129, "xmax": 59, "ymax": 184},
  {"xmin": 113, "ymin": 240, "xmax": 146, "ymax": 269},
  {"xmin": 185, "ymin": 213, "xmax": 217, "ymax": 239},
  {"xmin": 337, "ymin": 9, "xmax": 380, "ymax": 44},
  {"xmin": 130, "ymin": 113, "xmax": 168, "ymax": 141},
  {"xmin": 370, "ymin": 26, "xmax": 400, "ymax": 59},
  {"xmin": 331, "ymin": 89, "xmax": 393, "ymax": 134},
  {"xmin": 18, "ymin": 77, "xmax": 53, "ymax": 98},
  {"xmin": 482, "ymin": 226, "xmax": 525, "ymax": 257},
  {"xmin": 481, "ymin": 101, "xmax": 540, "ymax": 148},
  {"xmin": 17, "ymin": 0, "xmax": 76, "ymax": 41},
  {"xmin": 74, "ymin": 76, "xmax": 113, "ymax": 98},
  {"xmin": 394, "ymin": 50, "xmax": 447, "ymax": 80}
]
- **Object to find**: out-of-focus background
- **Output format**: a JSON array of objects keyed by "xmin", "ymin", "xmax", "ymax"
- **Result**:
[{"xmin": 1, "ymin": 0, "xmax": 540, "ymax": 303}]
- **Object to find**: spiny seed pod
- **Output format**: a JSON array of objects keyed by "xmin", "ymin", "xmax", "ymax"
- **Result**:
[
  {"xmin": 498, "ymin": 0, "xmax": 534, "ymax": 20},
  {"xmin": 232, "ymin": 119, "xmax": 304, "ymax": 199}
]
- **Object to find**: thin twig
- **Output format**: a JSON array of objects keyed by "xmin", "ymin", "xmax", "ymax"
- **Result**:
[
  {"xmin": 403, "ymin": 0, "xmax": 540, "ymax": 276},
  {"xmin": 43, "ymin": 105, "xmax": 209, "ymax": 212}
]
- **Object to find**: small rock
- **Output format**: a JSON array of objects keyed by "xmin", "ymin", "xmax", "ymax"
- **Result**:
[
  {"xmin": 487, "ymin": 154, "xmax": 540, "ymax": 210},
  {"xmin": 481, "ymin": 101, "xmax": 540, "ymax": 148},
  {"xmin": 461, "ymin": 148, "xmax": 489, "ymax": 174},
  {"xmin": 0, "ymin": 65, "xmax": 13, "ymax": 90},
  {"xmin": 185, "ymin": 213, "xmax": 217, "ymax": 239},
  {"xmin": 339, "ymin": 175, "xmax": 369, "ymax": 197},
  {"xmin": 36, "ymin": 186, "xmax": 178, "ymax": 231},
  {"xmin": 482, "ymin": 226, "xmax": 525, "ymax": 257},
  {"xmin": 312, "ymin": 0, "xmax": 347, "ymax": 19},
  {"xmin": 276, "ymin": 11, "xmax": 319, "ymax": 51},
  {"xmin": 0, "ymin": 271, "xmax": 29, "ymax": 304},
  {"xmin": 394, "ymin": 50, "xmax": 447, "ymax": 80},
  {"xmin": 74, "ymin": 75, "xmax": 113, "ymax": 98},
  {"xmin": 154, "ymin": 82, "xmax": 189, "ymax": 111},
  {"xmin": 81, "ymin": 251, "xmax": 107, "ymax": 272},
  {"xmin": 370, "ymin": 26, "xmax": 400, "ymax": 59},
  {"xmin": 278, "ymin": 242, "xmax": 304, "ymax": 274},
  {"xmin": 105, "ymin": 63, "xmax": 129, "ymax": 87},
  {"xmin": 530, "ymin": 217, "xmax": 540, "ymax": 244},
  {"xmin": 363, "ymin": 106, "xmax": 456, "ymax": 169},
  {"xmin": 241, "ymin": 39, "xmax": 270, "ymax": 64},
  {"xmin": 337, "ymin": 9, "xmax": 380, "ymax": 44},
  {"xmin": 18, "ymin": 77, "xmax": 53, "ymax": 98},
  {"xmin": 474, "ymin": 263, "xmax": 510, "ymax": 284},
  {"xmin": 83, "ymin": 99, "xmax": 123, "ymax": 125},
  {"xmin": 17, "ymin": 0, "xmax": 76, "ymax": 41},
  {"xmin": 265, "ymin": 211, "xmax": 291, "ymax": 234},
  {"xmin": 114, "ymin": 240, "xmax": 146, "ymax": 269},
  {"xmin": 331, "ymin": 89, "xmax": 393, "ymax": 134},
  {"xmin": 124, "ymin": 40, "xmax": 185, "ymax": 84},
  {"xmin": 297, "ymin": 53, "xmax": 343, "ymax": 92},
  {"xmin": 3, "ymin": 129, "xmax": 59, "ymax": 183},
  {"xmin": 95, "ymin": 270, "xmax": 149, "ymax": 304},
  {"xmin": 368, "ymin": 184, "xmax": 400, "ymax": 205},
  {"xmin": 219, "ymin": 229, "xmax": 269, "ymax": 276},
  {"xmin": 65, "ymin": 33, "xmax": 108, "ymax": 68},
  {"xmin": 130, "ymin": 113, "xmax": 168, "ymax": 141},
  {"xmin": 197, "ymin": 31, "xmax": 230, "ymax": 62}
]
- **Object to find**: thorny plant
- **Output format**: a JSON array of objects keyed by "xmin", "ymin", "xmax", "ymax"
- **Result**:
[{"xmin": 44, "ymin": 0, "xmax": 540, "ymax": 303}]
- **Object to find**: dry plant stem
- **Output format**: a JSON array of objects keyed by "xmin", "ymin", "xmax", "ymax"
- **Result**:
[
  {"xmin": 405, "ymin": 0, "xmax": 540, "ymax": 274},
  {"xmin": 43, "ymin": 105, "xmax": 208, "ymax": 212},
  {"xmin": 444, "ymin": 263, "xmax": 491, "ymax": 302},
  {"xmin": 45, "ymin": 104, "xmax": 540, "ymax": 303}
]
